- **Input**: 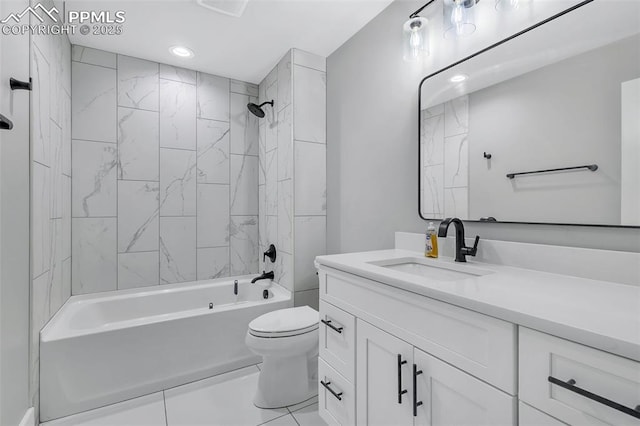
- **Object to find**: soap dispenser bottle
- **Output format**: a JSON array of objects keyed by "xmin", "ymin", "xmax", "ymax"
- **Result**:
[{"xmin": 425, "ymin": 222, "xmax": 439, "ymax": 258}]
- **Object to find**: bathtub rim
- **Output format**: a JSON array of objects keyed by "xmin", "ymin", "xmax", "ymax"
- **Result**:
[{"xmin": 41, "ymin": 276, "xmax": 290, "ymax": 342}]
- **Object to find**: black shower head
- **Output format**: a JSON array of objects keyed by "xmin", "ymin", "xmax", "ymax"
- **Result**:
[{"xmin": 247, "ymin": 100, "xmax": 274, "ymax": 118}]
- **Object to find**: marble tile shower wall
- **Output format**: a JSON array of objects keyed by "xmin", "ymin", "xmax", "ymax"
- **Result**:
[
  {"xmin": 421, "ymin": 95, "xmax": 469, "ymax": 219},
  {"xmin": 71, "ymin": 46, "xmax": 259, "ymax": 294},
  {"xmin": 29, "ymin": 0, "xmax": 72, "ymax": 414},
  {"xmin": 258, "ymin": 49, "xmax": 326, "ymax": 308}
]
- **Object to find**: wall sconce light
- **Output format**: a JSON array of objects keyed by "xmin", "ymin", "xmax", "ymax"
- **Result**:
[
  {"xmin": 444, "ymin": 0, "xmax": 480, "ymax": 39},
  {"xmin": 403, "ymin": 16, "xmax": 430, "ymax": 61}
]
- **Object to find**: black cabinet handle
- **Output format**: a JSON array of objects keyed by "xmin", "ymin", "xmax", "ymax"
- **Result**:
[
  {"xmin": 397, "ymin": 354, "xmax": 408, "ymax": 404},
  {"xmin": 0, "ymin": 113, "xmax": 13, "ymax": 130},
  {"xmin": 321, "ymin": 319, "xmax": 343, "ymax": 334},
  {"xmin": 413, "ymin": 364, "xmax": 423, "ymax": 416},
  {"xmin": 548, "ymin": 376, "xmax": 640, "ymax": 419},
  {"xmin": 321, "ymin": 380, "xmax": 343, "ymax": 401}
]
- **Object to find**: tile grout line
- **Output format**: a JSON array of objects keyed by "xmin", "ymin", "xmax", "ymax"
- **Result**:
[{"xmin": 162, "ymin": 390, "xmax": 169, "ymax": 426}]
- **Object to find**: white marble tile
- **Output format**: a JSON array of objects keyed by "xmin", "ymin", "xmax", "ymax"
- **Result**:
[
  {"xmin": 444, "ymin": 95, "xmax": 469, "ymax": 137},
  {"xmin": 290, "ymin": 403, "xmax": 324, "ymax": 426},
  {"xmin": 278, "ymin": 180, "xmax": 293, "ymax": 253},
  {"xmin": 62, "ymin": 257, "xmax": 71, "ymax": 304},
  {"xmin": 61, "ymin": 94, "xmax": 72, "ymax": 177},
  {"xmin": 197, "ymin": 118, "xmax": 229, "ymax": 184},
  {"xmin": 47, "ymin": 218, "xmax": 63, "ymax": 313},
  {"xmin": 422, "ymin": 165, "xmax": 445, "ymax": 219},
  {"xmin": 230, "ymin": 216, "xmax": 259, "ymax": 276},
  {"xmin": 265, "ymin": 82, "xmax": 278, "ymax": 151},
  {"xmin": 277, "ymin": 51, "xmax": 292, "ymax": 110},
  {"xmin": 118, "ymin": 181, "xmax": 159, "ymax": 253},
  {"xmin": 294, "ymin": 216, "xmax": 325, "ymax": 292},
  {"xmin": 117, "ymin": 55, "xmax": 159, "ymax": 111},
  {"xmin": 62, "ymin": 176, "xmax": 71, "ymax": 259},
  {"xmin": 261, "ymin": 215, "xmax": 277, "ymax": 271},
  {"xmin": 160, "ymin": 217, "xmax": 197, "ymax": 284},
  {"xmin": 160, "ymin": 148, "xmax": 197, "ymax": 216},
  {"xmin": 264, "ymin": 67, "xmax": 278, "ymax": 93},
  {"xmin": 72, "ymin": 218, "xmax": 117, "ymax": 294},
  {"xmin": 294, "ymin": 289, "xmax": 319, "ymax": 311},
  {"xmin": 293, "ymin": 49, "xmax": 326, "ymax": 72},
  {"xmin": 230, "ymin": 155, "xmax": 258, "ymax": 216},
  {"xmin": 30, "ymin": 271, "xmax": 49, "ymax": 397},
  {"xmin": 258, "ymin": 185, "xmax": 266, "ymax": 247},
  {"xmin": 265, "ymin": 150, "xmax": 277, "ymax": 216},
  {"xmin": 422, "ymin": 113, "xmax": 445, "ymax": 166},
  {"xmin": 32, "ymin": 45, "xmax": 50, "ymax": 165},
  {"xmin": 230, "ymin": 93, "xmax": 259, "ymax": 156},
  {"xmin": 117, "ymin": 108, "xmax": 159, "ymax": 181},
  {"xmin": 72, "ymin": 62, "xmax": 116, "ymax": 143},
  {"xmin": 49, "ymin": 123, "xmax": 63, "ymax": 219},
  {"xmin": 230, "ymin": 79, "xmax": 258, "ymax": 96},
  {"xmin": 277, "ymin": 106, "xmax": 293, "ymax": 181},
  {"xmin": 159, "ymin": 63, "xmax": 196, "ymax": 84},
  {"xmin": 197, "ymin": 247, "xmax": 230, "ymax": 280},
  {"xmin": 197, "ymin": 73, "xmax": 229, "ymax": 121},
  {"xmin": 197, "ymin": 184, "xmax": 230, "ymax": 248},
  {"xmin": 118, "ymin": 252, "xmax": 160, "ymax": 290},
  {"xmin": 444, "ymin": 187, "xmax": 469, "ymax": 220},
  {"xmin": 32, "ymin": 163, "xmax": 50, "ymax": 278},
  {"xmin": 164, "ymin": 366, "xmax": 286, "ymax": 426},
  {"xmin": 72, "ymin": 45, "xmax": 116, "ymax": 68},
  {"xmin": 293, "ymin": 66, "xmax": 326, "ymax": 143},
  {"xmin": 294, "ymin": 141, "xmax": 326, "ymax": 216},
  {"xmin": 275, "ymin": 251, "xmax": 293, "ymax": 292},
  {"xmin": 160, "ymin": 79, "xmax": 196, "ymax": 150},
  {"xmin": 422, "ymin": 103, "xmax": 445, "ymax": 118},
  {"xmin": 258, "ymin": 123, "xmax": 266, "ymax": 185},
  {"xmin": 71, "ymin": 140, "xmax": 117, "ymax": 217},
  {"xmin": 59, "ymin": 39, "xmax": 72, "ymax": 94},
  {"xmin": 444, "ymin": 134, "xmax": 469, "ymax": 188},
  {"xmin": 41, "ymin": 392, "xmax": 166, "ymax": 426}
]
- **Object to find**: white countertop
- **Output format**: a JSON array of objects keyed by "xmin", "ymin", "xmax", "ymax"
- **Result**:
[{"xmin": 316, "ymin": 249, "xmax": 640, "ymax": 362}]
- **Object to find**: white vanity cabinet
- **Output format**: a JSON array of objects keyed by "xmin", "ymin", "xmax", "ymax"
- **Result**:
[{"xmin": 316, "ymin": 261, "xmax": 640, "ymax": 426}]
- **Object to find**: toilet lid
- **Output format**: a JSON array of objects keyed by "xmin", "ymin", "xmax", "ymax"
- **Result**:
[{"xmin": 249, "ymin": 306, "xmax": 318, "ymax": 337}]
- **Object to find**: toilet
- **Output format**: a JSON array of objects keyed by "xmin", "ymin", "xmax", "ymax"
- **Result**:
[{"xmin": 245, "ymin": 306, "xmax": 319, "ymax": 409}]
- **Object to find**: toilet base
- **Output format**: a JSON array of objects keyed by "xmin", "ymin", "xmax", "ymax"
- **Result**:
[{"xmin": 253, "ymin": 354, "xmax": 318, "ymax": 409}]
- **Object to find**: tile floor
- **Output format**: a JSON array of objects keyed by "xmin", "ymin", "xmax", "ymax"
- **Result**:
[{"xmin": 41, "ymin": 365, "xmax": 325, "ymax": 426}]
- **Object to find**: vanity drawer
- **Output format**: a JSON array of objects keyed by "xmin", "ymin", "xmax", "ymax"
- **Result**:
[
  {"xmin": 319, "ymin": 301, "xmax": 356, "ymax": 382},
  {"xmin": 318, "ymin": 358, "xmax": 356, "ymax": 426},
  {"xmin": 320, "ymin": 268, "xmax": 517, "ymax": 394},
  {"xmin": 520, "ymin": 327, "xmax": 640, "ymax": 426}
]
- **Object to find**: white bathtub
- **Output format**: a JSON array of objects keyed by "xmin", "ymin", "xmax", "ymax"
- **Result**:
[{"xmin": 39, "ymin": 276, "xmax": 292, "ymax": 421}]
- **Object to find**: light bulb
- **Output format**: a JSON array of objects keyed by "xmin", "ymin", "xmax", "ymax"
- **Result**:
[
  {"xmin": 403, "ymin": 17, "xmax": 429, "ymax": 61},
  {"xmin": 451, "ymin": 1, "xmax": 466, "ymax": 36},
  {"xmin": 444, "ymin": 0, "xmax": 477, "ymax": 39}
]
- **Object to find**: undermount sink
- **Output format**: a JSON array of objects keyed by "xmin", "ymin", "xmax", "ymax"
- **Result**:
[{"xmin": 368, "ymin": 257, "xmax": 494, "ymax": 282}]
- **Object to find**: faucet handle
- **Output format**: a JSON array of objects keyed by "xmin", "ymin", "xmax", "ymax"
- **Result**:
[{"xmin": 468, "ymin": 236, "xmax": 480, "ymax": 256}]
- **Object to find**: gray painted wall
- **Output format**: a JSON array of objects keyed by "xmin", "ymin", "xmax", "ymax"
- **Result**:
[{"xmin": 326, "ymin": 0, "xmax": 640, "ymax": 254}]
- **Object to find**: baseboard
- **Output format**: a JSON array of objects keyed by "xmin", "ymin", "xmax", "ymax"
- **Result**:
[{"xmin": 19, "ymin": 407, "xmax": 35, "ymax": 426}]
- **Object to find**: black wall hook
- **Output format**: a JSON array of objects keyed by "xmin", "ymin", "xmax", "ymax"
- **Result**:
[
  {"xmin": 483, "ymin": 152, "xmax": 492, "ymax": 159},
  {"xmin": 10, "ymin": 78, "xmax": 32, "ymax": 91}
]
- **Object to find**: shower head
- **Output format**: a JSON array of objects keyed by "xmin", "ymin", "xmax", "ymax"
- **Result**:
[{"xmin": 247, "ymin": 100, "xmax": 274, "ymax": 118}]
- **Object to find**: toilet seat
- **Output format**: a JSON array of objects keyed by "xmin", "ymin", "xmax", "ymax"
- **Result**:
[{"xmin": 249, "ymin": 306, "xmax": 318, "ymax": 338}]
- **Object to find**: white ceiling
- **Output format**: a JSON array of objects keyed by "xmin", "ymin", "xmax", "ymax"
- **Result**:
[{"xmin": 65, "ymin": 0, "xmax": 394, "ymax": 83}]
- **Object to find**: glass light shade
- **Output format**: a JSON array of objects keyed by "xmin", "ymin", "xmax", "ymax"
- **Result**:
[
  {"xmin": 495, "ymin": 0, "xmax": 530, "ymax": 10},
  {"xmin": 403, "ymin": 17, "xmax": 430, "ymax": 61},
  {"xmin": 444, "ymin": 0, "xmax": 477, "ymax": 39}
]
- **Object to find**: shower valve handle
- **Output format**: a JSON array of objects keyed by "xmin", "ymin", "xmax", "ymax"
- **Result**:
[{"xmin": 263, "ymin": 244, "xmax": 277, "ymax": 263}]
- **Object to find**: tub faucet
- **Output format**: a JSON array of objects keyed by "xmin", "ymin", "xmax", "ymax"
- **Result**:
[
  {"xmin": 251, "ymin": 270, "xmax": 274, "ymax": 284},
  {"xmin": 438, "ymin": 217, "xmax": 480, "ymax": 263}
]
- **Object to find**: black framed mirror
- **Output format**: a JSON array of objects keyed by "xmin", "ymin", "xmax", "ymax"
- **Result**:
[{"xmin": 418, "ymin": 0, "xmax": 640, "ymax": 228}]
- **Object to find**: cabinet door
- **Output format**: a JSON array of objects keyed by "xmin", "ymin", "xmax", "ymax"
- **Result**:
[
  {"xmin": 357, "ymin": 319, "xmax": 413, "ymax": 426},
  {"xmin": 413, "ymin": 348, "xmax": 516, "ymax": 426}
]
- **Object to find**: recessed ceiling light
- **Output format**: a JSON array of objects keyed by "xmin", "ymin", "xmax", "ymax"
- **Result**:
[
  {"xmin": 449, "ymin": 74, "xmax": 468, "ymax": 83},
  {"xmin": 170, "ymin": 46, "xmax": 194, "ymax": 58}
]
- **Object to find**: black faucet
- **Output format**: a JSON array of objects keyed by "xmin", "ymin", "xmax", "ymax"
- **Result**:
[
  {"xmin": 251, "ymin": 270, "xmax": 274, "ymax": 284},
  {"xmin": 437, "ymin": 218, "xmax": 480, "ymax": 263}
]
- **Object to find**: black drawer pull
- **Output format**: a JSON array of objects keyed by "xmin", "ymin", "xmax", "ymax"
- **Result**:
[
  {"xmin": 397, "ymin": 354, "xmax": 407, "ymax": 404},
  {"xmin": 413, "ymin": 364, "xmax": 423, "ymax": 416},
  {"xmin": 321, "ymin": 380, "xmax": 343, "ymax": 401},
  {"xmin": 0, "ymin": 113, "xmax": 13, "ymax": 130},
  {"xmin": 548, "ymin": 376, "xmax": 640, "ymax": 419},
  {"xmin": 321, "ymin": 319, "xmax": 343, "ymax": 334}
]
